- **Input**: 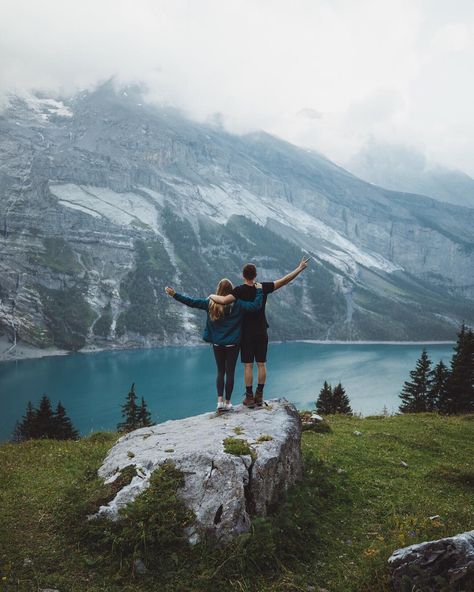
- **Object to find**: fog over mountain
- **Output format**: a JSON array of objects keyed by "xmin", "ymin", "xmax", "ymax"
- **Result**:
[
  {"xmin": 347, "ymin": 141, "xmax": 474, "ymax": 209},
  {"xmin": 1, "ymin": 0, "xmax": 474, "ymax": 176},
  {"xmin": 1, "ymin": 84, "xmax": 473, "ymax": 353}
]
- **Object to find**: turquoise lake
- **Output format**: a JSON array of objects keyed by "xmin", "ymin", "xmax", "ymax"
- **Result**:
[{"xmin": 0, "ymin": 342, "xmax": 454, "ymax": 441}]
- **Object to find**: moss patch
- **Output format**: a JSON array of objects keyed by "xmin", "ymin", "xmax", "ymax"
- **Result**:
[
  {"xmin": 223, "ymin": 436, "xmax": 254, "ymax": 458},
  {"xmin": 256, "ymin": 434, "xmax": 273, "ymax": 443}
]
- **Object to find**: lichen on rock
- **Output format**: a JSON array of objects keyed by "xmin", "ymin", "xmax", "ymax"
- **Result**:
[{"xmin": 388, "ymin": 529, "xmax": 474, "ymax": 590}]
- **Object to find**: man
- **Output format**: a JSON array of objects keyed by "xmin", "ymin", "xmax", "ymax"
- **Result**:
[{"xmin": 210, "ymin": 256, "xmax": 309, "ymax": 408}]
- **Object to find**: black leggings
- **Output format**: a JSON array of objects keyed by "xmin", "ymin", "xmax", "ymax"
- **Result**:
[{"xmin": 213, "ymin": 345, "xmax": 240, "ymax": 401}]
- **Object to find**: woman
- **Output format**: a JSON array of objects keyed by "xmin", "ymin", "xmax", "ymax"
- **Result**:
[{"xmin": 165, "ymin": 280, "xmax": 263, "ymax": 413}]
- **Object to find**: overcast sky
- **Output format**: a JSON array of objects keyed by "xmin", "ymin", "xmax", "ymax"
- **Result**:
[{"xmin": 1, "ymin": 0, "xmax": 474, "ymax": 174}]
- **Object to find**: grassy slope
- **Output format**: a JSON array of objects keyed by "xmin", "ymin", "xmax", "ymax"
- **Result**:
[{"xmin": 1, "ymin": 414, "xmax": 473, "ymax": 592}]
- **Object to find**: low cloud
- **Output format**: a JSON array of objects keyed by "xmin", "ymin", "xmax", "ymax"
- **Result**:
[{"xmin": 1, "ymin": 0, "xmax": 474, "ymax": 174}]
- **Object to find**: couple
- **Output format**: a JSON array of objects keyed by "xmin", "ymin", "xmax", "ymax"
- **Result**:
[{"xmin": 165, "ymin": 257, "xmax": 309, "ymax": 414}]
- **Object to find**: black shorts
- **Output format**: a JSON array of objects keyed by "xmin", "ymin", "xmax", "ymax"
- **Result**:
[{"xmin": 240, "ymin": 335, "xmax": 268, "ymax": 364}]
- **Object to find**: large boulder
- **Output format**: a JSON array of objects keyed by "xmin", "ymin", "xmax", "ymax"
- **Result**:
[
  {"xmin": 388, "ymin": 530, "xmax": 474, "ymax": 590},
  {"xmin": 95, "ymin": 398, "xmax": 302, "ymax": 542}
]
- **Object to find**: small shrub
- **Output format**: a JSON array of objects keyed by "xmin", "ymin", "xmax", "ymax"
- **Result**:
[
  {"xmin": 300, "ymin": 411, "xmax": 332, "ymax": 433},
  {"xmin": 256, "ymin": 434, "xmax": 273, "ymax": 443},
  {"xmin": 85, "ymin": 431, "xmax": 117, "ymax": 444}
]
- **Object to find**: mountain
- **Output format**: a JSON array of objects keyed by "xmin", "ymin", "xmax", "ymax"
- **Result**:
[
  {"xmin": 347, "ymin": 141, "xmax": 474, "ymax": 209},
  {"xmin": 1, "ymin": 82, "xmax": 473, "ymax": 353}
]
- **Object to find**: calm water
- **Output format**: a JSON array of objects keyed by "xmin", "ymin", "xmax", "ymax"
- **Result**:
[{"xmin": 0, "ymin": 342, "xmax": 454, "ymax": 441}]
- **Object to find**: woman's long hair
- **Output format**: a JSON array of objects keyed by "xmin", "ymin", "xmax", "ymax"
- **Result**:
[{"xmin": 209, "ymin": 278, "xmax": 234, "ymax": 321}]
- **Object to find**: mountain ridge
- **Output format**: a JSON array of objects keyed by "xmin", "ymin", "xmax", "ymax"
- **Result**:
[{"xmin": 1, "ymin": 84, "xmax": 473, "ymax": 354}]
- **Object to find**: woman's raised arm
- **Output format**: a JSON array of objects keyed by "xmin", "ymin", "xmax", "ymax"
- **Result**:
[{"xmin": 165, "ymin": 287, "xmax": 209, "ymax": 310}]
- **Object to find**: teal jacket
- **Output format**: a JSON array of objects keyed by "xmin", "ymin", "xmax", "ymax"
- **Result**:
[{"xmin": 173, "ymin": 288, "xmax": 263, "ymax": 346}]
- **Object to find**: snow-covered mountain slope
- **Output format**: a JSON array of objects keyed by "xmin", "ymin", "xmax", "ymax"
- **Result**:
[{"xmin": 1, "ymin": 83, "xmax": 473, "ymax": 353}]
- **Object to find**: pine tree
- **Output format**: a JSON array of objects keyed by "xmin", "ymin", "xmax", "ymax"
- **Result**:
[
  {"xmin": 442, "ymin": 324, "xmax": 474, "ymax": 414},
  {"xmin": 332, "ymin": 382, "xmax": 352, "ymax": 415},
  {"xmin": 12, "ymin": 398, "xmax": 78, "ymax": 441},
  {"xmin": 399, "ymin": 349, "xmax": 433, "ymax": 413},
  {"xmin": 117, "ymin": 383, "xmax": 140, "ymax": 432},
  {"xmin": 12, "ymin": 401, "xmax": 38, "ymax": 442},
  {"xmin": 137, "ymin": 396, "xmax": 153, "ymax": 428},
  {"xmin": 35, "ymin": 395, "xmax": 56, "ymax": 438},
  {"xmin": 53, "ymin": 402, "xmax": 79, "ymax": 440},
  {"xmin": 316, "ymin": 381, "xmax": 334, "ymax": 415},
  {"xmin": 428, "ymin": 360, "xmax": 449, "ymax": 412}
]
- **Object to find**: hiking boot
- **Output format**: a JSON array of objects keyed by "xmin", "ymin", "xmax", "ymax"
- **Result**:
[
  {"xmin": 242, "ymin": 394, "xmax": 255, "ymax": 409},
  {"xmin": 254, "ymin": 390, "xmax": 264, "ymax": 407}
]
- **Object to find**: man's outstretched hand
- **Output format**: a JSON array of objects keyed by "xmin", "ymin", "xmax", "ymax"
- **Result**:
[
  {"xmin": 298, "ymin": 256, "xmax": 310, "ymax": 271},
  {"xmin": 165, "ymin": 286, "xmax": 176, "ymax": 297}
]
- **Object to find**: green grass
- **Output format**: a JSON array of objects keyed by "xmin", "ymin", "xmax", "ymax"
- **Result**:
[{"xmin": 1, "ymin": 414, "xmax": 473, "ymax": 591}]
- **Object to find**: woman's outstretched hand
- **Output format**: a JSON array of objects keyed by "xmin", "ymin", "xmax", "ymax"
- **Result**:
[
  {"xmin": 254, "ymin": 282, "xmax": 262, "ymax": 289},
  {"xmin": 165, "ymin": 286, "xmax": 176, "ymax": 297}
]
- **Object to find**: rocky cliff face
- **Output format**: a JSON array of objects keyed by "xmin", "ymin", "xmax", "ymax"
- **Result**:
[{"xmin": 1, "ymin": 83, "xmax": 473, "ymax": 353}]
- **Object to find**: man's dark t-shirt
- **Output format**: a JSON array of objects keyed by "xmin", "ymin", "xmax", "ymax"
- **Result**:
[{"xmin": 231, "ymin": 282, "xmax": 275, "ymax": 340}]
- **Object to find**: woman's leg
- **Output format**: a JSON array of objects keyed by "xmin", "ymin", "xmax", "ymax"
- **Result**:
[
  {"xmin": 213, "ymin": 345, "xmax": 226, "ymax": 402},
  {"xmin": 224, "ymin": 346, "xmax": 240, "ymax": 402}
]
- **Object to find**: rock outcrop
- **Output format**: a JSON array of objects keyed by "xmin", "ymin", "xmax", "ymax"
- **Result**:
[
  {"xmin": 388, "ymin": 530, "xmax": 474, "ymax": 590},
  {"xmin": 96, "ymin": 398, "xmax": 302, "ymax": 542}
]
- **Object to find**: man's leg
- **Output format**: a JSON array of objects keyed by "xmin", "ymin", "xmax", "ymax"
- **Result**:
[
  {"xmin": 241, "ymin": 339, "xmax": 256, "ymax": 408},
  {"xmin": 257, "ymin": 362, "xmax": 266, "ymax": 385},
  {"xmin": 244, "ymin": 363, "xmax": 254, "ymax": 393},
  {"xmin": 254, "ymin": 338, "xmax": 269, "ymax": 406}
]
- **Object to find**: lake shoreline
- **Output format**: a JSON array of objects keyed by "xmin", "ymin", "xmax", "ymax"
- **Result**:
[
  {"xmin": 0, "ymin": 334, "xmax": 455, "ymax": 364},
  {"xmin": 0, "ymin": 340, "xmax": 457, "ymax": 441}
]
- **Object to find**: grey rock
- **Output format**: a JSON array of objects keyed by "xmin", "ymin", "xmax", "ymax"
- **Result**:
[
  {"xmin": 400, "ymin": 460, "xmax": 408, "ymax": 468},
  {"xmin": 95, "ymin": 398, "xmax": 302, "ymax": 542},
  {"xmin": 353, "ymin": 431, "xmax": 362, "ymax": 436},
  {"xmin": 388, "ymin": 529, "xmax": 474, "ymax": 590}
]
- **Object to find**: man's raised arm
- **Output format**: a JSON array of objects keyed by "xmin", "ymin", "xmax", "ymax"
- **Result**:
[
  {"xmin": 273, "ymin": 256, "xmax": 310, "ymax": 291},
  {"xmin": 209, "ymin": 293, "xmax": 236, "ymax": 305}
]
